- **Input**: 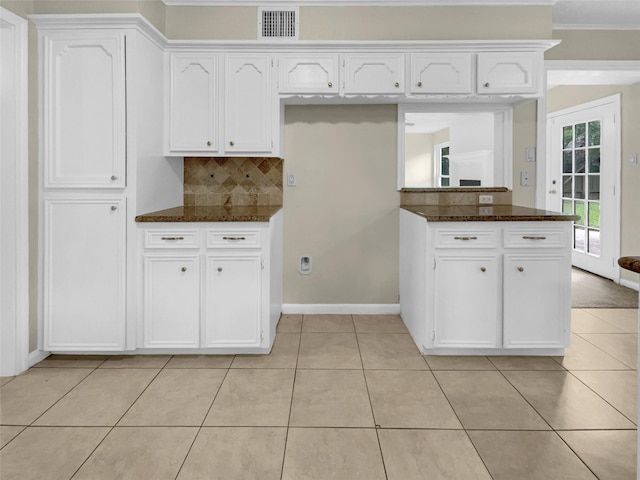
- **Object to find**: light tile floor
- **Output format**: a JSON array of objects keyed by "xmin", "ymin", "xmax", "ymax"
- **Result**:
[{"xmin": 0, "ymin": 308, "xmax": 637, "ymax": 480}]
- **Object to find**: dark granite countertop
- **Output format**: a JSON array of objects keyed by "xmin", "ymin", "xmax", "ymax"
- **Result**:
[
  {"xmin": 401, "ymin": 204, "xmax": 580, "ymax": 222},
  {"xmin": 618, "ymin": 257, "xmax": 640, "ymax": 274},
  {"xmin": 135, "ymin": 205, "xmax": 282, "ymax": 223}
]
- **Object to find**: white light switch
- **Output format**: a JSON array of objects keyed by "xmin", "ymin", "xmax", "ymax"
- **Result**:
[
  {"xmin": 525, "ymin": 147, "xmax": 536, "ymax": 162},
  {"xmin": 629, "ymin": 153, "xmax": 638, "ymax": 165},
  {"xmin": 520, "ymin": 171, "xmax": 530, "ymax": 187}
]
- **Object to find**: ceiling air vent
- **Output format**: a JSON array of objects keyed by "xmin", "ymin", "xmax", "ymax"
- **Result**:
[{"xmin": 258, "ymin": 7, "xmax": 299, "ymax": 41}]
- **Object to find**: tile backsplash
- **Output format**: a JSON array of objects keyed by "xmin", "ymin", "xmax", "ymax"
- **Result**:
[{"xmin": 184, "ymin": 157, "xmax": 283, "ymax": 207}]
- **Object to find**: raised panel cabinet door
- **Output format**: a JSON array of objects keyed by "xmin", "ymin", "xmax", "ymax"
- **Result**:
[
  {"xmin": 434, "ymin": 255, "xmax": 500, "ymax": 348},
  {"xmin": 43, "ymin": 198, "xmax": 126, "ymax": 350},
  {"xmin": 204, "ymin": 254, "xmax": 262, "ymax": 347},
  {"xmin": 477, "ymin": 52, "xmax": 540, "ymax": 94},
  {"xmin": 343, "ymin": 53, "xmax": 405, "ymax": 95},
  {"xmin": 278, "ymin": 54, "xmax": 339, "ymax": 94},
  {"xmin": 225, "ymin": 54, "xmax": 272, "ymax": 153},
  {"xmin": 503, "ymin": 254, "xmax": 570, "ymax": 348},
  {"xmin": 143, "ymin": 255, "xmax": 200, "ymax": 348},
  {"xmin": 170, "ymin": 54, "xmax": 218, "ymax": 152},
  {"xmin": 43, "ymin": 31, "xmax": 126, "ymax": 188},
  {"xmin": 410, "ymin": 53, "xmax": 472, "ymax": 94}
]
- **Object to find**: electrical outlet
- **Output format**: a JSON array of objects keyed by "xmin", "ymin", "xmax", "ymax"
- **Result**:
[
  {"xmin": 520, "ymin": 171, "xmax": 530, "ymax": 187},
  {"xmin": 479, "ymin": 195, "xmax": 493, "ymax": 204},
  {"xmin": 287, "ymin": 172, "xmax": 296, "ymax": 187}
]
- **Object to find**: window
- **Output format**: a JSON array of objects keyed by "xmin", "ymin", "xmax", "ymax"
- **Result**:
[{"xmin": 435, "ymin": 142, "xmax": 450, "ymax": 187}]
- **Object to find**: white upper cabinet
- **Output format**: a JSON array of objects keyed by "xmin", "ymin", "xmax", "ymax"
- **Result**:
[
  {"xmin": 477, "ymin": 52, "xmax": 541, "ymax": 95},
  {"xmin": 169, "ymin": 54, "xmax": 219, "ymax": 154},
  {"xmin": 278, "ymin": 54, "xmax": 339, "ymax": 94},
  {"xmin": 43, "ymin": 30, "xmax": 126, "ymax": 188},
  {"xmin": 410, "ymin": 53, "xmax": 472, "ymax": 94},
  {"xmin": 343, "ymin": 53, "xmax": 405, "ymax": 95},
  {"xmin": 225, "ymin": 54, "xmax": 273, "ymax": 153}
]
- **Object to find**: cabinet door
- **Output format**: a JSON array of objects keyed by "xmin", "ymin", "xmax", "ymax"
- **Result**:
[
  {"xmin": 343, "ymin": 54, "xmax": 405, "ymax": 94},
  {"xmin": 43, "ymin": 198, "xmax": 126, "ymax": 350},
  {"xmin": 477, "ymin": 52, "xmax": 540, "ymax": 95},
  {"xmin": 169, "ymin": 54, "xmax": 218, "ymax": 153},
  {"xmin": 204, "ymin": 253, "xmax": 262, "ymax": 347},
  {"xmin": 434, "ymin": 255, "xmax": 500, "ymax": 348},
  {"xmin": 143, "ymin": 255, "xmax": 200, "ymax": 348},
  {"xmin": 278, "ymin": 54, "xmax": 339, "ymax": 94},
  {"xmin": 410, "ymin": 53, "xmax": 472, "ymax": 94},
  {"xmin": 43, "ymin": 31, "xmax": 126, "ymax": 188},
  {"xmin": 225, "ymin": 54, "xmax": 272, "ymax": 153},
  {"xmin": 503, "ymin": 254, "xmax": 570, "ymax": 348}
]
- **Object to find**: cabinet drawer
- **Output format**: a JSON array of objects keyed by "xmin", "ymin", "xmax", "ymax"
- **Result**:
[
  {"xmin": 145, "ymin": 230, "xmax": 200, "ymax": 249},
  {"xmin": 207, "ymin": 230, "xmax": 261, "ymax": 248},
  {"xmin": 503, "ymin": 229, "xmax": 566, "ymax": 249},
  {"xmin": 435, "ymin": 229, "xmax": 498, "ymax": 249}
]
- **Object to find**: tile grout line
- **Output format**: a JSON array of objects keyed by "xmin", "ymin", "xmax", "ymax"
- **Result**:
[
  {"xmin": 572, "ymin": 331, "xmax": 637, "ymax": 369},
  {"xmin": 279, "ymin": 315, "xmax": 303, "ymax": 480}
]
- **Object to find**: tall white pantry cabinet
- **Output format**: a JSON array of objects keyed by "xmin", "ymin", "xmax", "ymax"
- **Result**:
[{"xmin": 36, "ymin": 17, "xmax": 182, "ymax": 352}]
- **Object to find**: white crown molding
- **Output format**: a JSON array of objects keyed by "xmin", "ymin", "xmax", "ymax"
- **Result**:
[
  {"xmin": 553, "ymin": 23, "xmax": 640, "ymax": 30},
  {"xmin": 163, "ymin": 0, "xmax": 554, "ymax": 5}
]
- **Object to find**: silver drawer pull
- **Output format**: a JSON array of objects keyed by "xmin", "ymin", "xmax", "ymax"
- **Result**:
[
  {"xmin": 518, "ymin": 266, "xmax": 524, "ymax": 272},
  {"xmin": 454, "ymin": 236, "xmax": 478, "ymax": 241},
  {"xmin": 480, "ymin": 267, "xmax": 486, "ymax": 272},
  {"xmin": 161, "ymin": 236, "xmax": 184, "ymax": 241},
  {"xmin": 222, "ymin": 236, "xmax": 246, "ymax": 241},
  {"xmin": 522, "ymin": 236, "xmax": 547, "ymax": 240}
]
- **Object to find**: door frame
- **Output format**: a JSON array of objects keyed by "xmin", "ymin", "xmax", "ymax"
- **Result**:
[
  {"xmin": 0, "ymin": 7, "xmax": 29, "ymax": 376},
  {"xmin": 546, "ymin": 94, "xmax": 621, "ymax": 282}
]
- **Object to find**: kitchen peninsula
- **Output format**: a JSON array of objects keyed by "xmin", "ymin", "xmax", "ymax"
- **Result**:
[{"xmin": 400, "ymin": 188, "xmax": 579, "ymax": 355}]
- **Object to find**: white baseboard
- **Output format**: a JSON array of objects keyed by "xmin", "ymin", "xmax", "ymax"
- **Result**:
[
  {"xmin": 620, "ymin": 278, "xmax": 639, "ymax": 292},
  {"xmin": 28, "ymin": 350, "xmax": 50, "ymax": 368},
  {"xmin": 282, "ymin": 304, "xmax": 401, "ymax": 315}
]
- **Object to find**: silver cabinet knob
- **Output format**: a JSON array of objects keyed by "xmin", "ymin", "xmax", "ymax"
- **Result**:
[
  {"xmin": 207, "ymin": 141, "xmax": 211, "ymax": 146},
  {"xmin": 417, "ymin": 81, "xmax": 422, "ymax": 87},
  {"xmin": 111, "ymin": 175, "xmax": 118, "ymax": 181},
  {"xmin": 217, "ymin": 267, "xmax": 223, "ymax": 272},
  {"xmin": 484, "ymin": 82, "xmax": 490, "ymax": 88},
  {"xmin": 110, "ymin": 205, "xmax": 117, "ymax": 211},
  {"xmin": 328, "ymin": 82, "xmax": 333, "ymax": 87},
  {"xmin": 394, "ymin": 82, "xmax": 400, "ymax": 88},
  {"xmin": 229, "ymin": 141, "xmax": 235, "ymax": 147},
  {"xmin": 480, "ymin": 267, "xmax": 486, "ymax": 272},
  {"xmin": 181, "ymin": 267, "xmax": 187, "ymax": 272},
  {"xmin": 517, "ymin": 267, "xmax": 524, "ymax": 272}
]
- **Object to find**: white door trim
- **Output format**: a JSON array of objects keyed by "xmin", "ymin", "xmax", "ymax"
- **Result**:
[
  {"xmin": 546, "ymin": 94, "xmax": 621, "ymax": 283},
  {"xmin": 0, "ymin": 7, "xmax": 30, "ymax": 376}
]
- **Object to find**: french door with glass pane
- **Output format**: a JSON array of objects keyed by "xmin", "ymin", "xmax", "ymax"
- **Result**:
[{"xmin": 547, "ymin": 95, "xmax": 620, "ymax": 280}]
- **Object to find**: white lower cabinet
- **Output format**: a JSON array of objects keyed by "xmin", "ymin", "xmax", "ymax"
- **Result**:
[
  {"xmin": 139, "ymin": 215, "xmax": 282, "ymax": 352},
  {"xmin": 44, "ymin": 198, "xmax": 126, "ymax": 351},
  {"xmin": 204, "ymin": 254, "xmax": 261, "ymax": 347},
  {"xmin": 400, "ymin": 210, "xmax": 572, "ymax": 355},
  {"xmin": 143, "ymin": 255, "xmax": 200, "ymax": 348}
]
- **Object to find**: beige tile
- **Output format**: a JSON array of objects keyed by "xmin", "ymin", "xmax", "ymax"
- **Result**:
[
  {"xmin": 379, "ymin": 429, "xmax": 491, "ymax": 480},
  {"xmin": 205, "ymin": 369, "xmax": 294, "ymax": 426},
  {"xmin": 434, "ymin": 371, "xmax": 549, "ymax": 430},
  {"xmin": 0, "ymin": 368, "xmax": 92, "ymax": 425},
  {"xmin": 570, "ymin": 370, "xmax": 637, "ymax": 424},
  {"xmin": 32, "ymin": 354, "xmax": 110, "ymax": 368},
  {"xmin": 585, "ymin": 308, "xmax": 638, "ymax": 333},
  {"xmin": 365, "ymin": 370, "xmax": 461, "ymax": 428},
  {"xmin": 289, "ymin": 369, "xmax": 374, "ymax": 427},
  {"xmin": 488, "ymin": 356, "xmax": 565, "ymax": 371},
  {"xmin": 0, "ymin": 426, "xmax": 25, "ymax": 448},
  {"xmin": 119, "ymin": 369, "xmax": 225, "ymax": 426},
  {"xmin": 277, "ymin": 314, "xmax": 302, "ymax": 332},
  {"xmin": 353, "ymin": 314, "xmax": 408, "ymax": 333},
  {"xmin": 282, "ymin": 428, "xmax": 386, "ymax": 480},
  {"xmin": 34, "ymin": 369, "xmax": 159, "ymax": 426},
  {"xmin": 297, "ymin": 333, "xmax": 362, "ymax": 369},
  {"xmin": 0, "ymin": 376, "xmax": 15, "ymax": 386},
  {"xmin": 425, "ymin": 355, "xmax": 495, "ymax": 370},
  {"xmin": 165, "ymin": 354, "xmax": 234, "ymax": 369},
  {"xmin": 469, "ymin": 430, "xmax": 597, "ymax": 480},
  {"xmin": 0, "ymin": 426, "xmax": 109, "ymax": 480},
  {"xmin": 571, "ymin": 309, "xmax": 625, "ymax": 333},
  {"xmin": 503, "ymin": 370, "xmax": 636, "ymax": 430},
  {"xmin": 577, "ymin": 333, "xmax": 637, "ymax": 369},
  {"xmin": 178, "ymin": 427, "xmax": 287, "ymax": 480},
  {"xmin": 100, "ymin": 355, "xmax": 171, "ymax": 369},
  {"xmin": 358, "ymin": 334, "xmax": 427, "ymax": 370},
  {"xmin": 231, "ymin": 332, "xmax": 299, "ymax": 369},
  {"xmin": 559, "ymin": 430, "xmax": 637, "ymax": 480},
  {"xmin": 302, "ymin": 314, "xmax": 354, "ymax": 332},
  {"xmin": 74, "ymin": 427, "xmax": 197, "ymax": 480},
  {"xmin": 552, "ymin": 334, "xmax": 631, "ymax": 370}
]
